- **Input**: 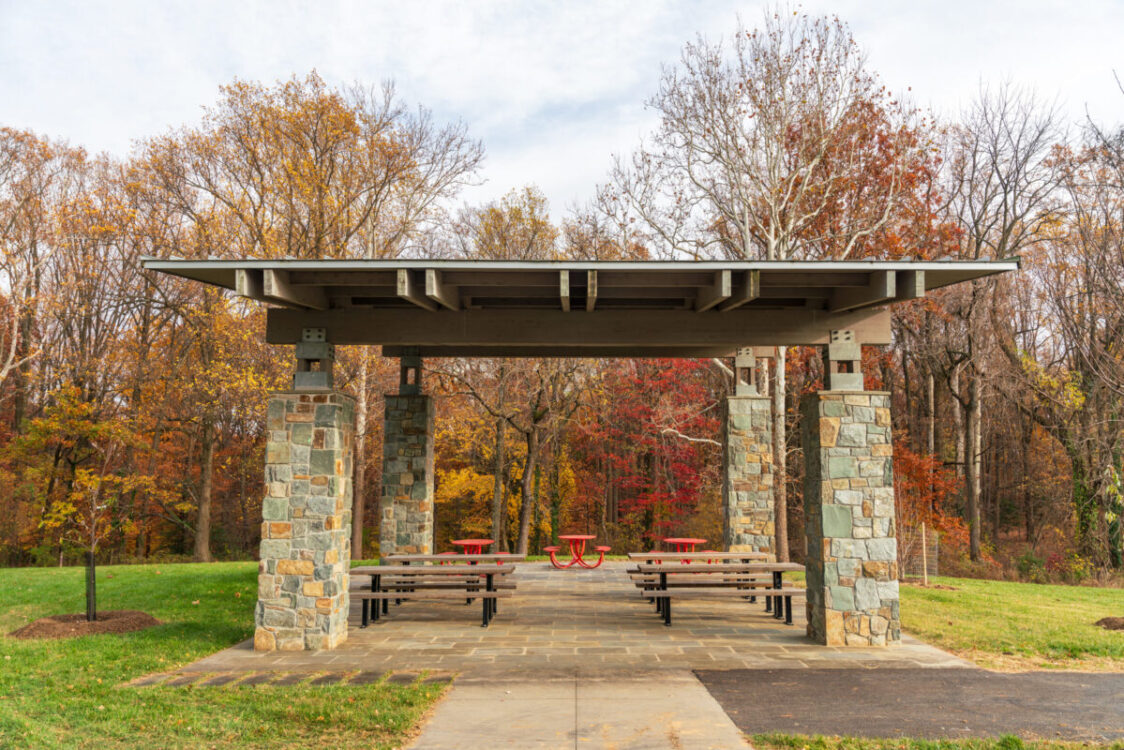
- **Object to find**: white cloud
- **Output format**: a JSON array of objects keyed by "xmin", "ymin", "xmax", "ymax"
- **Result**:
[{"xmin": 2, "ymin": 0, "xmax": 1123, "ymax": 215}]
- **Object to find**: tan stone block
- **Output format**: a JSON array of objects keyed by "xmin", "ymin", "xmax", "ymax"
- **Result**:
[
  {"xmin": 875, "ymin": 408, "xmax": 891, "ymax": 427},
  {"xmin": 285, "ymin": 412, "xmax": 314, "ymax": 423},
  {"xmin": 302, "ymin": 581, "xmax": 324, "ymax": 597},
  {"xmin": 871, "ymin": 443, "xmax": 893, "ymax": 457},
  {"xmin": 831, "ymin": 479, "xmax": 849, "ymax": 490},
  {"xmin": 324, "ymin": 515, "xmax": 341, "ymax": 531},
  {"xmin": 824, "ymin": 610, "xmax": 845, "ymax": 645},
  {"xmin": 850, "ymin": 478, "xmax": 868, "ymax": 488},
  {"xmin": 311, "ymin": 476, "xmax": 328, "ymax": 486},
  {"xmin": 845, "ymin": 633, "xmax": 870, "ymax": 646},
  {"xmin": 268, "ymin": 522, "xmax": 292, "ymax": 539},
  {"xmin": 862, "ymin": 500, "xmax": 873, "ymax": 518},
  {"xmin": 316, "ymin": 597, "xmax": 332, "ymax": 610},
  {"xmin": 859, "ymin": 616, "xmax": 871, "ymax": 636},
  {"xmin": 843, "ymin": 611, "xmax": 860, "ymax": 633},
  {"xmin": 863, "ymin": 561, "xmax": 890, "ymax": 580},
  {"xmin": 819, "ymin": 417, "xmax": 840, "ymax": 448},
  {"xmin": 871, "ymin": 615, "xmax": 889, "ymax": 635},
  {"xmin": 277, "ymin": 559, "xmax": 314, "ymax": 576},
  {"xmin": 844, "ymin": 394, "xmax": 870, "ymax": 406},
  {"xmin": 277, "ymin": 637, "xmax": 305, "ymax": 652},
  {"xmin": 324, "ymin": 549, "xmax": 339, "ymax": 564},
  {"xmin": 253, "ymin": 628, "xmax": 276, "ymax": 651}
]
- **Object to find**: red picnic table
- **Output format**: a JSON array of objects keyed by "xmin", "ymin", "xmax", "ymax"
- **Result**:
[
  {"xmin": 662, "ymin": 537, "xmax": 707, "ymax": 563},
  {"xmin": 546, "ymin": 534, "xmax": 610, "ymax": 569},
  {"xmin": 450, "ymin": 538, "xmax": 494, "ymax": 555}
]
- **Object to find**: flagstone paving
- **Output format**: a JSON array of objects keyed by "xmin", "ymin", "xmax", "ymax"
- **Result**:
[{"xmin": 183, "ymin": 562, "xmax": 969, "ymax": 675}]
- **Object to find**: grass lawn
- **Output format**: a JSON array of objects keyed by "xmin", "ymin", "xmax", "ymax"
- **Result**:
[
  {"xmin": 899, "ymin": 576, "xmax": 1124, "ymax": 671},
  {"xmin": 753, "ymin": 732, "xmax": 1124, "ymax": 750},
  {"xmin": 0, "ymin": 562, "xmax": 444, "ymax": 749}
]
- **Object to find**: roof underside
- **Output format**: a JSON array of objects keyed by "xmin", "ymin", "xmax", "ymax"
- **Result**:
[{"xmin": 142, "ymin": 258, "xmax": 1018, "ymax": 357}]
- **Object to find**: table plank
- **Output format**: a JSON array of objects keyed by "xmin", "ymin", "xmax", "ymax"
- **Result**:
[{"xmin": 634, "ymin": 562, "xmax": 803, "ymax": 574}]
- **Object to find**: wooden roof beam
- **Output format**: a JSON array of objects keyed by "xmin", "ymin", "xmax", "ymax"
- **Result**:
[
  {"xmin": 896, "ymin": 270, "xmax": 925, "ymax": 301},
  {"xmin": 829, "ymin": 270, "xmax": 896, "ymax": 313},
  {"xmin": 719, "ymin": 270, "xmax": 760, "ymax": 311},
  {"xmin": 261, "ymin": 268, "xmax": 330, "ymax": 310},
  {"xmin": 695, "ymin": 270, "xmax": 732, "ymax": 312},
  {"xmin": 425, "ymin": 269, "xmax": 460, "ymax": 311},
  {"xmin": 397, "ymin": 269, "xmax": 438, "ymax": 311},
  {"xmin": 560, "ymin": 271, "xmax": 571, "ymax": 312}
]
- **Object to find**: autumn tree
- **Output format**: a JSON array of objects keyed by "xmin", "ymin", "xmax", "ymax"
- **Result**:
[{"xmin": 601, "ymin": 9, "xmax": 928, "ymax": 559}]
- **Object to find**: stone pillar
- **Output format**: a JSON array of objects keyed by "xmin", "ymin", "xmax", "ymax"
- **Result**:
[
  {"xmin": 722, "ymin": 395, "xmax": 774, "ymax": 554},
  {"xmin": 256, "ymin": 391, "xmax": 355, "ymax": 651},
  {"xmin": 378, "ymin": 384, "xmax": 435, "ymax": 558},
  {"xmin": 802, "ymin": 390, "xmax": 900, "ymax": 646}
]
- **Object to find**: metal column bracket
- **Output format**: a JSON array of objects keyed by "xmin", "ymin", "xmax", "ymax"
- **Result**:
[
  {"xmin": 293, "ymin": 327, "xmax": 334, "ymax": 390},
  {"xmin": 399, "ymin": 347, "xmax": 422, "ymax": 395},
  {"xmin": 823, "ymin": 329, "xmax": 863, "ymax": 391}
]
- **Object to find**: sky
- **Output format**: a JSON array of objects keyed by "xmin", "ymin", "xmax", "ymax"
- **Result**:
[{"xmin": 3, "ymin": 0, "xmax": 1123, "ymax": 214}]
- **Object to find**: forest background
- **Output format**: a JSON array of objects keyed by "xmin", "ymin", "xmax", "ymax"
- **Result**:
[{"xmin": 1, "ymin": 10, "xmax": 1122, "ymax": 584}]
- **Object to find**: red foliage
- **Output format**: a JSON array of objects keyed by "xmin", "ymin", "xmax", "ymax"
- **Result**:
[{"xmin": 569, "ymin": 359, "xmax": 719, "ymax": 547}]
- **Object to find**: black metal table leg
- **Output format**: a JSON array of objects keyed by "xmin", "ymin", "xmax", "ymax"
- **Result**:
[
  {"xmin": 773, "ymin": 571, "xmax": 783, "ymax": 620},
  {"xmin": 784, "ymin": 595, "xmax": 793, "ymax": 625}
]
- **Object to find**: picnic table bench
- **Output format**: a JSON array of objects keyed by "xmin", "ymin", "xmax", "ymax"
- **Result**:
[
  {"xmin": 629, "ymin": 561, "xmax": 805, "ymax": 626},
  {"xmin": 351, "ymin": 563, "xmax": 517, "ymax": 627}
]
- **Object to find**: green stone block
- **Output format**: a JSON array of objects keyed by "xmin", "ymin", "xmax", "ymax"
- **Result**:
[
  {"xmin": 262, "ymin": 497, "xmax": 289, "ymax": 521},
  {"xmin": 827, "ymin": 456, "xmax": 858, "ymax": 478},
  {"xmin": 821, "ymin": 504, "xmax": 853, "ymax": 537},
  {"xmin": 290, "ymin": 423, "xmax": 313, "ymax": 446},
  {"xmin": 309, "ymin": 449, "xmax": 335, "ymax": 476},
  {"xmin": 828, "ymin": 585, "xmax": 855, "ymax": 611},
  {"xmin": 823, "ymin": 400, "xmax": 847, "ymax": 417}
]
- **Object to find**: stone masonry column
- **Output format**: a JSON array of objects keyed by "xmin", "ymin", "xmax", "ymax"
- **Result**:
[
  {"xmin": 723, "ymin": 348, "xmax": 775, "ymax": 554},
  {"xmin": 379, "ymin": 353, "xmax": 435, "ymax": 558},
  {"xmin": 256, "ymin": 391, "xmax": 355, "ymax": 651},
  {"xmin": 802, "ymin": 331, "xmax": 900, "ymax": 646}
]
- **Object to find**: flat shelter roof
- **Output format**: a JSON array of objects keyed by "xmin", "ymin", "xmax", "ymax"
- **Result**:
[{"xmin": 142, "ymin": 258, "xmax": 1018, "ymax": 357}]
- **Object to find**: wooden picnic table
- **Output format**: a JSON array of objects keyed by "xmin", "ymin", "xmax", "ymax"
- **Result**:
[
  {"xmin": 630, "ymin": 561, "xmax": 805, "ymax": 626},
  {"xmin": 351, "ymin": 563, "xmax": 517, "ymax": 627}
]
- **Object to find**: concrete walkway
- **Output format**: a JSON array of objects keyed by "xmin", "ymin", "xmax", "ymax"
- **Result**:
[{"xmin": 411, "ymin": 668, "xmax": 750, "ymax": 750}]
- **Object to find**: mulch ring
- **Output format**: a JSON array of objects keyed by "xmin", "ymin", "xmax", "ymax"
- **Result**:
[
  {"xmin": 1095, "ymin": 617, "xmax": 1124, "ymax": 631},
  {"xmin": 9, "ymin": 610, "xmax": 162, "ymax": 639}
]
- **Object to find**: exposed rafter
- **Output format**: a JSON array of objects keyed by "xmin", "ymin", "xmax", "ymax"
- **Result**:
[{"xmin": 397, "ymin": 269, "xmax": 437, "ymax": 311}]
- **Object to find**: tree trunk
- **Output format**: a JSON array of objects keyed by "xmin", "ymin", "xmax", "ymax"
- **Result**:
[
  {"xmin": 966, "ymin": 377, "xmax": 982, "ymax": 561},
  {"xmin": 952, "ymin": 365, "xmax": 965, "ymax": 480},
  {"xmin": 351, "ymin": 352, "xmax": 369, "ymax": 557},
  {"xmin": 85, "ymin": 551, "xmax": 97, "ymax": 622},
  {"xmin": 491, "ymin": 415, "xmax": 506, "ymax": 550},
  {"xmin": 516, "ymin": 428, "xmax": 539, "ymax": 554},
  {"xmin": 773, "ymin": 348, "xmax": 789, "ymax": 561},
  {"xmin": 193, "ymin": 417, "xmax": 215, "ymax": 562}
]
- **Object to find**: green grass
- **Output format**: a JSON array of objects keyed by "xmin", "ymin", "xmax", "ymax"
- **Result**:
[
  {"xmin": 899, "ymin": 576, "xmax": 1124, "ymax": 670},
  {"xmin": 0, "ymin": 562, "xmax": 444, "ymax": 749},
  {"xmin": 753, "ymin": 732, "xmax": 1124, "ymax": 750}
]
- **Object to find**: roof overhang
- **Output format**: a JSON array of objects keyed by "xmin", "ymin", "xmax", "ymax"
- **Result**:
[{"xmin": 142, "ymin": 258, "xmax": 1018, "ymax": 357}]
